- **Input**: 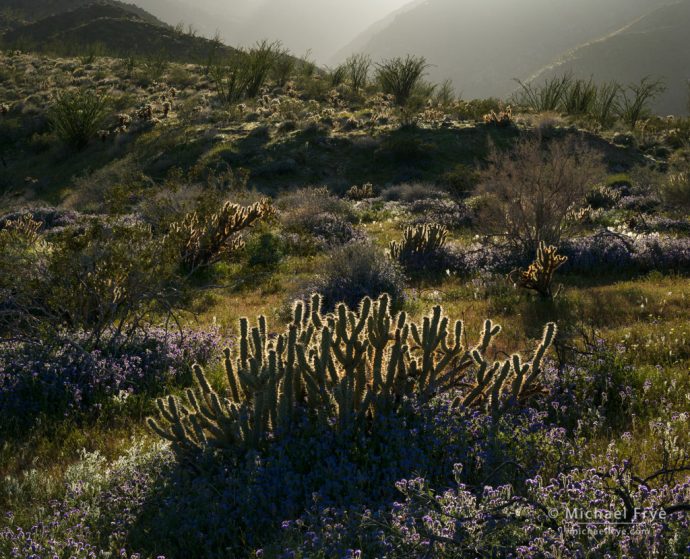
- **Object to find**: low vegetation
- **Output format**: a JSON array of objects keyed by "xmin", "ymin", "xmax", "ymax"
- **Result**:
[{"xmin": 0, "ymin": 11, "xmax": 689, "ymax": 559}]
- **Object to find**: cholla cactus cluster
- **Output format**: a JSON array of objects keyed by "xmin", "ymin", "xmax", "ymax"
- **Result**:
[
  {"xmin": 347, "ymin": 183, "xmax": 375, "ymax": 200},
  {"xmin": 512, "ymin": 241, "xmax": 568, "ymax": 298},
  {"xmin": 483, "ymin": 106, "xmax": 513, "ymax": 127},
  {"xmin": 137, "ymin": 104, "xmax": 154, "ymax": 121},
  {"xmin": 117, "ymin": 113, "xmax": 131, "ymax": 129},
  {"xmin": 0, "ymin": 215, "xmax": 43, "ymax": 244},
  {"xmin": 390, "ymin": 224, "xmax": 448, "ymax": 265},
  {"xmin": 148, "ymin": 293, "xmax": 556, "ymax": 455},
  {"xmin": 171, "ymin": 198, "xmax": 274, "ymax": 271}
]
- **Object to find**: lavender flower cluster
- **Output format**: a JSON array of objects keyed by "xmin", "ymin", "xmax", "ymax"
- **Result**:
[
  {"xmin": 407, "ymin": 199, "xmax": 474, "ymax": 230},
  {"xmin": 385, "ymin": 461, "xmax": 690, "ymax": 558},
  {"xmin": 0, "ymin": 327, "xmax": 219, "ymax": 430},
  {"xmin": 560, "ymin": 233, "xmax": 690, "ymax": 274},
  {"xmin": 1, "ymin": 442, "xmax": 171, "ymax": 559},
  {"xmin": 450, "ymin": 232, "xmax": 690, "ymax": 277}
]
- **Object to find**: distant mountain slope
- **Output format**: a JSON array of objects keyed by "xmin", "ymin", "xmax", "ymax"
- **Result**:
[
  {"xmin": 0, "ymin": 0, "xmax": 162, "ymax": 26},
  {"xmin": 529, "ymin": 0, "xmax": 690, "ymax": 115},
  {"xmin": 246, "ymin": 0, "xmax": 410, "ymax": 60},
  {"xmin": 131, "ymin": 0, "xmax": 244, "ymax": 43},
  {"xmin": 330, "ymin": 0, "xmax": 426, "ymax": 65},
  {"xmin": 339, "ymin": 0, "xmax": 671, "ymax": 99},
  {"xmin": 1, "ymin": 2, "xmax": 235, "ymax": 62}
]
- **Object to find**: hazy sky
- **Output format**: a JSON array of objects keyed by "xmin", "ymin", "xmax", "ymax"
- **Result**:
[{"xmin": 135, "ymin": 0, "xmax": 414, "ymax": 61}]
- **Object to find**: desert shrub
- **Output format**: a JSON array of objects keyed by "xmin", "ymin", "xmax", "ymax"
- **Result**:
[
  {"xmin": 0, "ymin": 215, "xmax": 51, "ymax": 335},
  {"xmin": 514, "ymin": 74, "xmax": 572, "ymax": 112},
  {"xmin": 245, "ymin": 229, "xmax": 286, "ymax": 270},
  {"xmin": 375, "ymin": 55, "xmax": 429, "ymax": 107},
  {"xmin": 139, "ymin": 53, "xmax": 169, "ymax": 82},
  {"xmin": 51, "ymin": 220, "xmax": 182, "ymax": 341},
  {"xmin": 476, "ymin": 137, "xmax": 606, "ymax": 255},
  {"xmin": 210, "ymin": 40, "xmax": 284, "ymax": 104},
  {"xmin": 618, "ymin": 77, "xmax": 666, "ymax": 129},
  {"xmin": 271, "ymin": 51, "xmax": 295, "ymax": 87},
  {"xmin": 439, "ymin": 163, "xmax": 481, "ymax": 198},
  {"xmin": 327, "ymin": 64, "xmax": 347, "ymax": 87},
  {"xmin": 456, "ymin": 98, "xmax": 502, "ymax": 121},
  {"xmin": 381, "ymin": 182, "xmax": 444, "ymax": 202},
  {"xmin": 48, "ymin": 88, "xmax": 109, "ymax": 149},
  {"xmin": 433, "ymin": 79, "xmax": 455, "ymax": 107},
  {"xmin": 407, "ymin": 198, "xmax": 474, "ymax": 229},
  {"xmin": 0, "ymin": 217, "xmax": 182, "ymax": 346},
  {"xmin": 585, "ymin": 184, "xmax": 621, "ymax": 209},
  {"xmin": 278, "ymin": 187, "xmax": 358, "ymax": 251},
  {"xmin": 615, "ymin": 193, "xmax": 661, "ymax": 212},
  {"xmin": 562, "ymin": 77, "xmax": 598, "ymax": 115},
  {"xmin": 344, "ymin": 53, "xmax": 371, "ymax": 92},
  {"xmin": 304, "ymin": 242, "xmax": 406, "ymax": 311},
  {"xmin": 591, "ymin": 81, "xmax": 621, "ymax": 127},
  {"xmin": 661, "ymin": 171, "xmax": 690, "ymax": 210}
]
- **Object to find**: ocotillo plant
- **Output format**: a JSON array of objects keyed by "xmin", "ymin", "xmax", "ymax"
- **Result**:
[
  {"xmin": 148, "ymin": 293, "xmax": 557, "ymax": 456},
  {"xmin": 511, "ymin": 242, "xmax": 568, "ymax": 299},
  {"xmin": 390, "ymin": 223, "xmax": 448, "ymax": 270},
  {"xmin": 170, "ymin": 198, "xmax": 274, "ymax": 272}
]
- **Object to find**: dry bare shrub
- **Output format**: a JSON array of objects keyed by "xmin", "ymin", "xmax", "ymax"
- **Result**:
[{"xmin": 476, "ymin": 137, "xmax": 605, "ymax": 254}]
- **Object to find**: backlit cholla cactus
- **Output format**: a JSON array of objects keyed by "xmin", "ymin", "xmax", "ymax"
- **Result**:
[
  {"xmin": 511, "ymin": 241, "xmax": 568, "ymax": 298},
  {"xmin": 148, "ymin": 293, "xmax": 556, "ymax": 455},
  {"xmin": 137, "ymin": 104, "xmax": 154, "ymax": 121},
  {"xmin": 347, "ymin": 183, "xmax": 375, "ymax": 200},
  {"xmin": 483, "ymin": 106, "xmax": 513, "ymax": 127},
  {"xmin": 0, "ymin": 214, "xmax": 43, "ymax": 244},
  {"xmin": 390, "ymin": 224, "xmax": 448, "ymax": 267},
  {"xmin": 170, "ymin": 198, "xmax": 274, "ymax": 271},
  {"xmin": 117, "ymin": 113, "xmax": 131, "ymax": 128}
]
